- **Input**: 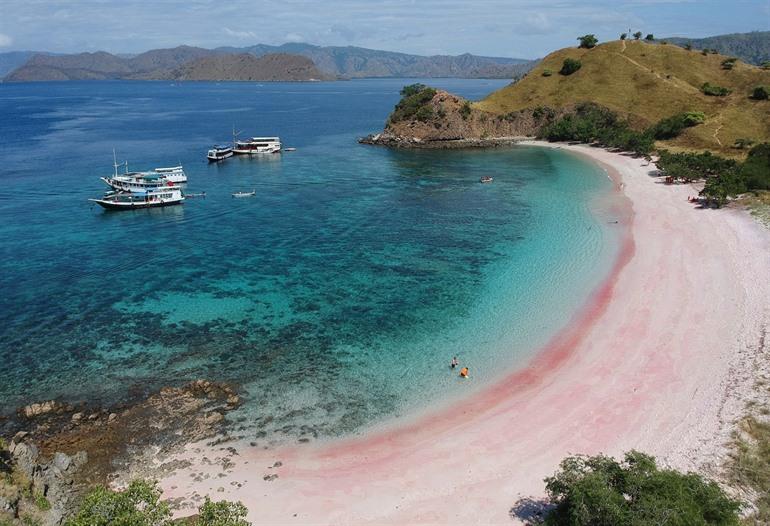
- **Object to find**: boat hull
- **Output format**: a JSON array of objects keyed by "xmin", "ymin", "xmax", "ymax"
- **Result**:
[{"xmin": 91, "ymin": 199, "xmax": 184, "ymax": 210}]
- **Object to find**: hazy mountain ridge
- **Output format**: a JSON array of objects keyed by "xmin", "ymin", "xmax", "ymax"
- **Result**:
[
  {"xmin": 664, "ymin": 31, "xmax": 770, "ymax": 65},
  {"xmin": 155, "ymin": 53, "xmax": 333, "ymax": 81},
  {"xmin": 3, "ymin": 43, "xmax": 534, "ymax": 81}
]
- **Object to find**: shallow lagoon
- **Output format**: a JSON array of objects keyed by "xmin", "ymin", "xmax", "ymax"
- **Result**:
[{"xmin": 0, "ymin": 79, "xmax": 622, "ymax": 444}]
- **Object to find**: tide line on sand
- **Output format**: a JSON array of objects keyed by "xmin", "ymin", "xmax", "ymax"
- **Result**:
[{"xmin": 158, "ymin": 141, "xmax": 770, "ymax": 525}]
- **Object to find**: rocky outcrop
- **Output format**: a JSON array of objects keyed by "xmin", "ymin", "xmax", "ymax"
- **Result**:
[
  {"xmin": 1, "ymin": 435, "xmax": 87, "ymax": 526},
  {"xmin": 360, "ymin": 89, "xmax": 566, "ymax": 149}
]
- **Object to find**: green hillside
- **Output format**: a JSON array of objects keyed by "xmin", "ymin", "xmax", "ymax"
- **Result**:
[{"xmin": 476, "ymin": 39, "xmax": 770, "ymax": 156}]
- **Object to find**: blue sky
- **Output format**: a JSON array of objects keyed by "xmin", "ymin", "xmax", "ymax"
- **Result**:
[{"xmin": 1, "ymin": 0, "xmax": 768, "ymax": 58}]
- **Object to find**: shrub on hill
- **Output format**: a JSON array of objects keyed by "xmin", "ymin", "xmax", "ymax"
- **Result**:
[
  {"xmin": 645, "ymin": 34, "xmax": 655, "ymax": 41},
  {"xmin": 620, "ymin": 33, "xmax": 628, "ymax": 40},
  {"xmin": 751, "ymin": 86, "xmax": 770, "ymax": 100},
  {"xmin": 542, "ymin": 450, "xmax": 741, "ymax": 525},
  {"xmin": 734, "ymin": 138, "xmax": 755, "ymax": 149},
  {"xmin": 389, "ymin": 84, "xmax": 437, "ymax": 123},
  {"xmin": 633, "ymin": 31, "xmax": 643, "ymax": 40},
  {"xmin": 538, "ymin": 104, "xmax": 706, "ymax": 156},
  {"xmin": 65, "ymin": 480, "xmax": 252, "ymax": 526},
  {"xmin": 459, "ymin": 101, "xmax": 472, "ymax": 120},
  {"xmin": 721, "ymin": 57, "xmax": 738, "ymax": 70},
  {"xmin": 740, "ymin": 142, "xmax": 770, "ymax": 191},
  {"xmin": 577, "ymin": 34, "xmax": 598, "ymax": 49},
  {"xmin": 762, "ymin": 61, "xmax": 770, "ymax": 70},
  {"xmin": 649, "ymin": 111, "xmax": 705, "ymax": 139},
  {"xmin": 559, "ymin": 58, "xmax": 581, "ymax": 76},
  {"xmin": 542, "ymin": 69, "xmax": 553, "ymax": 77},
  {"xmin": 701, "ymin": 82, "xmax": 732, "ymax": 96}
]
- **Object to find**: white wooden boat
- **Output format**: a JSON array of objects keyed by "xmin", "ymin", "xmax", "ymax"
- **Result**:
[
  {"xmin": 90, "ymin": 187, "xmax": 184, "ymax": 210},
  {"xmin": 232, "ymin": 190, "xmax": 256, "ymax": 198},
  {"xmin": 207, "ymin": 145, "xmax": 233, "ymax": 162},
  {"xmin": 233, "ymin": 137, "xmax": 281, "ymax": 154}
]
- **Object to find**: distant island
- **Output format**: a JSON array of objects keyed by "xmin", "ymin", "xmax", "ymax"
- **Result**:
[{"xmin": 0, "ymin": 43, "xmax": 536, "ymax": 82}]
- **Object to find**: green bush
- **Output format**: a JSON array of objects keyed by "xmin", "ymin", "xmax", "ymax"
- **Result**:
[
  {"xmin": 733, "ymin": 138, "xmax": 755, "ymax": 149},
  {"xmin": 645, "ymin": 34, "xmax": 655, "ymax": 41},
  {"xmin": 721, "ymin": 57, "xmax": 737, "ymax": 70},
  {"xmin": 559, "ymin": 58, "xmax": 582, "ymax": 76},
  {"xmin": 633, "ymin": 31, "xmax": 642, "ymax": 40},
  {"xmin": 541, "ymin": 69, "xmax": 553, "ymax": 77},
  {"xmin": 65, "ymin": 481, "xmax": 253, "ymax": 526},
  {"xmin": 577, "ymin": 34, "xmax": 598, "ymax": 49},
  {"xmin": 34, "ymin": 492, "xmax": 51, "ymax": 511},
  {"xmin": 762, "ymin": 61, "xmax": 770, "ymax": 70},
  {"xmin": 389, "ymin": 84, "xmax": 437, "ymax": 123},
  {"xmin": 741, "ymin": 142, "xmax": 770, "ymax": 191},
  {"xmin": 620, "ymin": 33, "xmax": 627, "ymax": 40},
  {"xmin": 543, "ymin": 451, "xmax": 741, "ymax": 525},
  {"xmin": 751, "ymin": 86, "xmax": 770, "ymax": 100},
  {"xmin": 459, "ymin": 101, "xmax": 471, "ymax": 120},
  {"xmin": 701, "ymin": 82, "xmax": 732, "ymax": 96},
  {"xmin": 196, "ymin": 497, "xmax": 250, "ymax": 526},
  {"xmin": 66, "ymin": 480, "xmax": 172, "ymax": 526},
  {"xmin": 649, "ymin": 111, "xmax": 705, "ymax": 139}
]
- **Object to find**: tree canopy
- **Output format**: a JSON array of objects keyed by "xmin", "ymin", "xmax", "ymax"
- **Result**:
[
  {"xmin": 543, "ymin": 451, "xmax": 741, "ymax": 525},
  {"xmin": 577, "ymin": 34, "xmax": 598, "ymax": 49},
  {"xmin": 559, "ymin": 58, "xmax": 582, "ymax": 76}
]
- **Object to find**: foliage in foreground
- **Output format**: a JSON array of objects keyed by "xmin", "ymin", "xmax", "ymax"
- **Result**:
[
  {"xmin": 64, "ymin": 480, "xmax": 250, "ymax": 526},
  {"xmin": 657, "ymin": 143, "xmax": 770, "ymax": 205},
  {"xmin": 730, "ymin": 416, "xmax": 770, "ymax": 523},
  {"xmin": 543, "ymin": 451, "xmax": 741, "ymax": 525}
]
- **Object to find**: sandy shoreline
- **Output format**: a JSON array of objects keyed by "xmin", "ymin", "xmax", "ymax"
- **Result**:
[{"xmin": 159, "ymin": 142, "xmax": 770, "ymax": 524}]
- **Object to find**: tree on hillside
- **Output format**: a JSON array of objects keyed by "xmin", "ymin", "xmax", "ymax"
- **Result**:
[
  {"xmin": 685, "ymin": 42, "xmax": 693, "ymax": 51},
  {"xmin": 751, "ymin": 86, "xmax": 770, "ymax": 100},
  {"xmin": 645, "ymin": 33, "xmax": 655, "ymax": 41},
  {"xmin": 577, "ymin": 34, "xmax": 598, "ymax": 49},
  {"xmin": 542, "ymin": 451, "xmax": 742, "ymax": 525},
  {"xmin": 633, "ymin": 31, "xmax": 643, "ymax": 40},
  {"xmin": 620, "ymin": 33, "xmax": 627, "ymax": 40}
]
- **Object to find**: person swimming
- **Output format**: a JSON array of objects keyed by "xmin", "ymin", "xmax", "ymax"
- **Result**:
[
  {"xmin": 459, "ymin": 367, "xmax": 469, "ymax": 378},
  {"xmin": 450, "ymin": 356, "xmax": 459, "ymax": 369}
]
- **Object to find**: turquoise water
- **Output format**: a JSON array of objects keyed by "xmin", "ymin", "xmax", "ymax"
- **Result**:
[{"xmin": 0, "ymin": 80, "xmax": 623, "ymax": 444}]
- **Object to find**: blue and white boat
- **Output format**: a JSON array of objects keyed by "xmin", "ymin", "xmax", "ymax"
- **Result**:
[{"xmin": 90, "ymin": 187, "xmax": 185, "ymax": 210}]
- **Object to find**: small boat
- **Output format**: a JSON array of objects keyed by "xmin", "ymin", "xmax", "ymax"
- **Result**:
[
  {"xmin": 89, "ymin": 186, "xmax": 185, "ymax": 210},
  {"xmin": 185, "ymin": 192, "xmax": 207, "ymax": 198},
  {"xmin": 284, "ymin": 147, "xmax": 297, "ymax": 152},
  {"xmin": 480, "ymin": 176, "xmax": 494, "ymax": 183},
  {"xmin": 207, "ymin": 145, "xmax": 233, "ymax": 162},
  {"xmin": 233, "ymin": 137, "xmax": 281, "ymax": 155},
  {"xmin": 232, "ymin": 190, "xmax": 256, "ymax": 198}
]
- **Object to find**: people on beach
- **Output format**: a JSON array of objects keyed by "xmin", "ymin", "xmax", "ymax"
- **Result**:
[
  {"xmin": 450, "ymin": 356, "xmax": 459, "ymax": 369},
  {"xmin": 459, "ymin": 367, "xmax": 469, "ymax": 378}
]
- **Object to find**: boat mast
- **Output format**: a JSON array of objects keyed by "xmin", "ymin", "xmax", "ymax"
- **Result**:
[{"xmin": 113, "ymin": 149, "xmax": 119, "ymax": 178}]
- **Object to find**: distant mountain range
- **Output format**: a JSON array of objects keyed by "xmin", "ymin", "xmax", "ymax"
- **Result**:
[
  {"xmin": 1, "ymin": 43, "xmax": 536, "ymax": 82},
  {"xmin": 161, "ymin": 53, "xmax": 333, "ymax": 81},
  {"xmin": 663, "ymin": 31, "xmax": 770, "ymax": 65}
]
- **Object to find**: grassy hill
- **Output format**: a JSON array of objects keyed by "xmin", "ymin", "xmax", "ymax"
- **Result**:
[{"xmin": 476, "ymin": 39, "xmax": 770, "ymax": 156}]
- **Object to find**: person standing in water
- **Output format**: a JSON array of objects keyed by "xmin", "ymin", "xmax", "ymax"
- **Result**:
[{"xmin": 450, "ymin": 356, "xmax": 459, "ymax": 369}]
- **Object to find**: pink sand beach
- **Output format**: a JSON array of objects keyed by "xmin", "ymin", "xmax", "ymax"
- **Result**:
[{"xmin": 160, "ymin": 143, "xmax": 770, "ymax": 524}]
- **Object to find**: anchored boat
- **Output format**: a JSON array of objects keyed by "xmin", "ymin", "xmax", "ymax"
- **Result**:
[
  {"xmin": 233, "ymin": 137, "xmax": 281, "ymax": 155},
  {"xmin": 90, "ymin": 187, "xmax": 185, "ymax": 210},
  {"xmin": 207, "ymin": 145, "xmax": 234, "ymax": 162}
]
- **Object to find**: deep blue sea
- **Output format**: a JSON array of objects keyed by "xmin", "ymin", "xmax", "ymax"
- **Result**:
[{"xmin": 0, "ymin": 79, "xmax": 622, "ymax": 444}]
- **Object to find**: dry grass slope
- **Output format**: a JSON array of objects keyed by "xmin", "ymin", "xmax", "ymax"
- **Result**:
[{"xmin": 476, "ymin": 40, "xmax": 770, "ymax": 156}]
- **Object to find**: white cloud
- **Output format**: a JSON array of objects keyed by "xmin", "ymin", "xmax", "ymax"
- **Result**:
[
  {"xmin": 284, "ymin": 32, "xmax": 305, "ymax": 43},
  {"xmin": 0, "ymin": 33, "xmax": 12, "ymax": 47},
  {"xmin": 224, "ymin": 27, "xmax": 257, "ymax": 40}
]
